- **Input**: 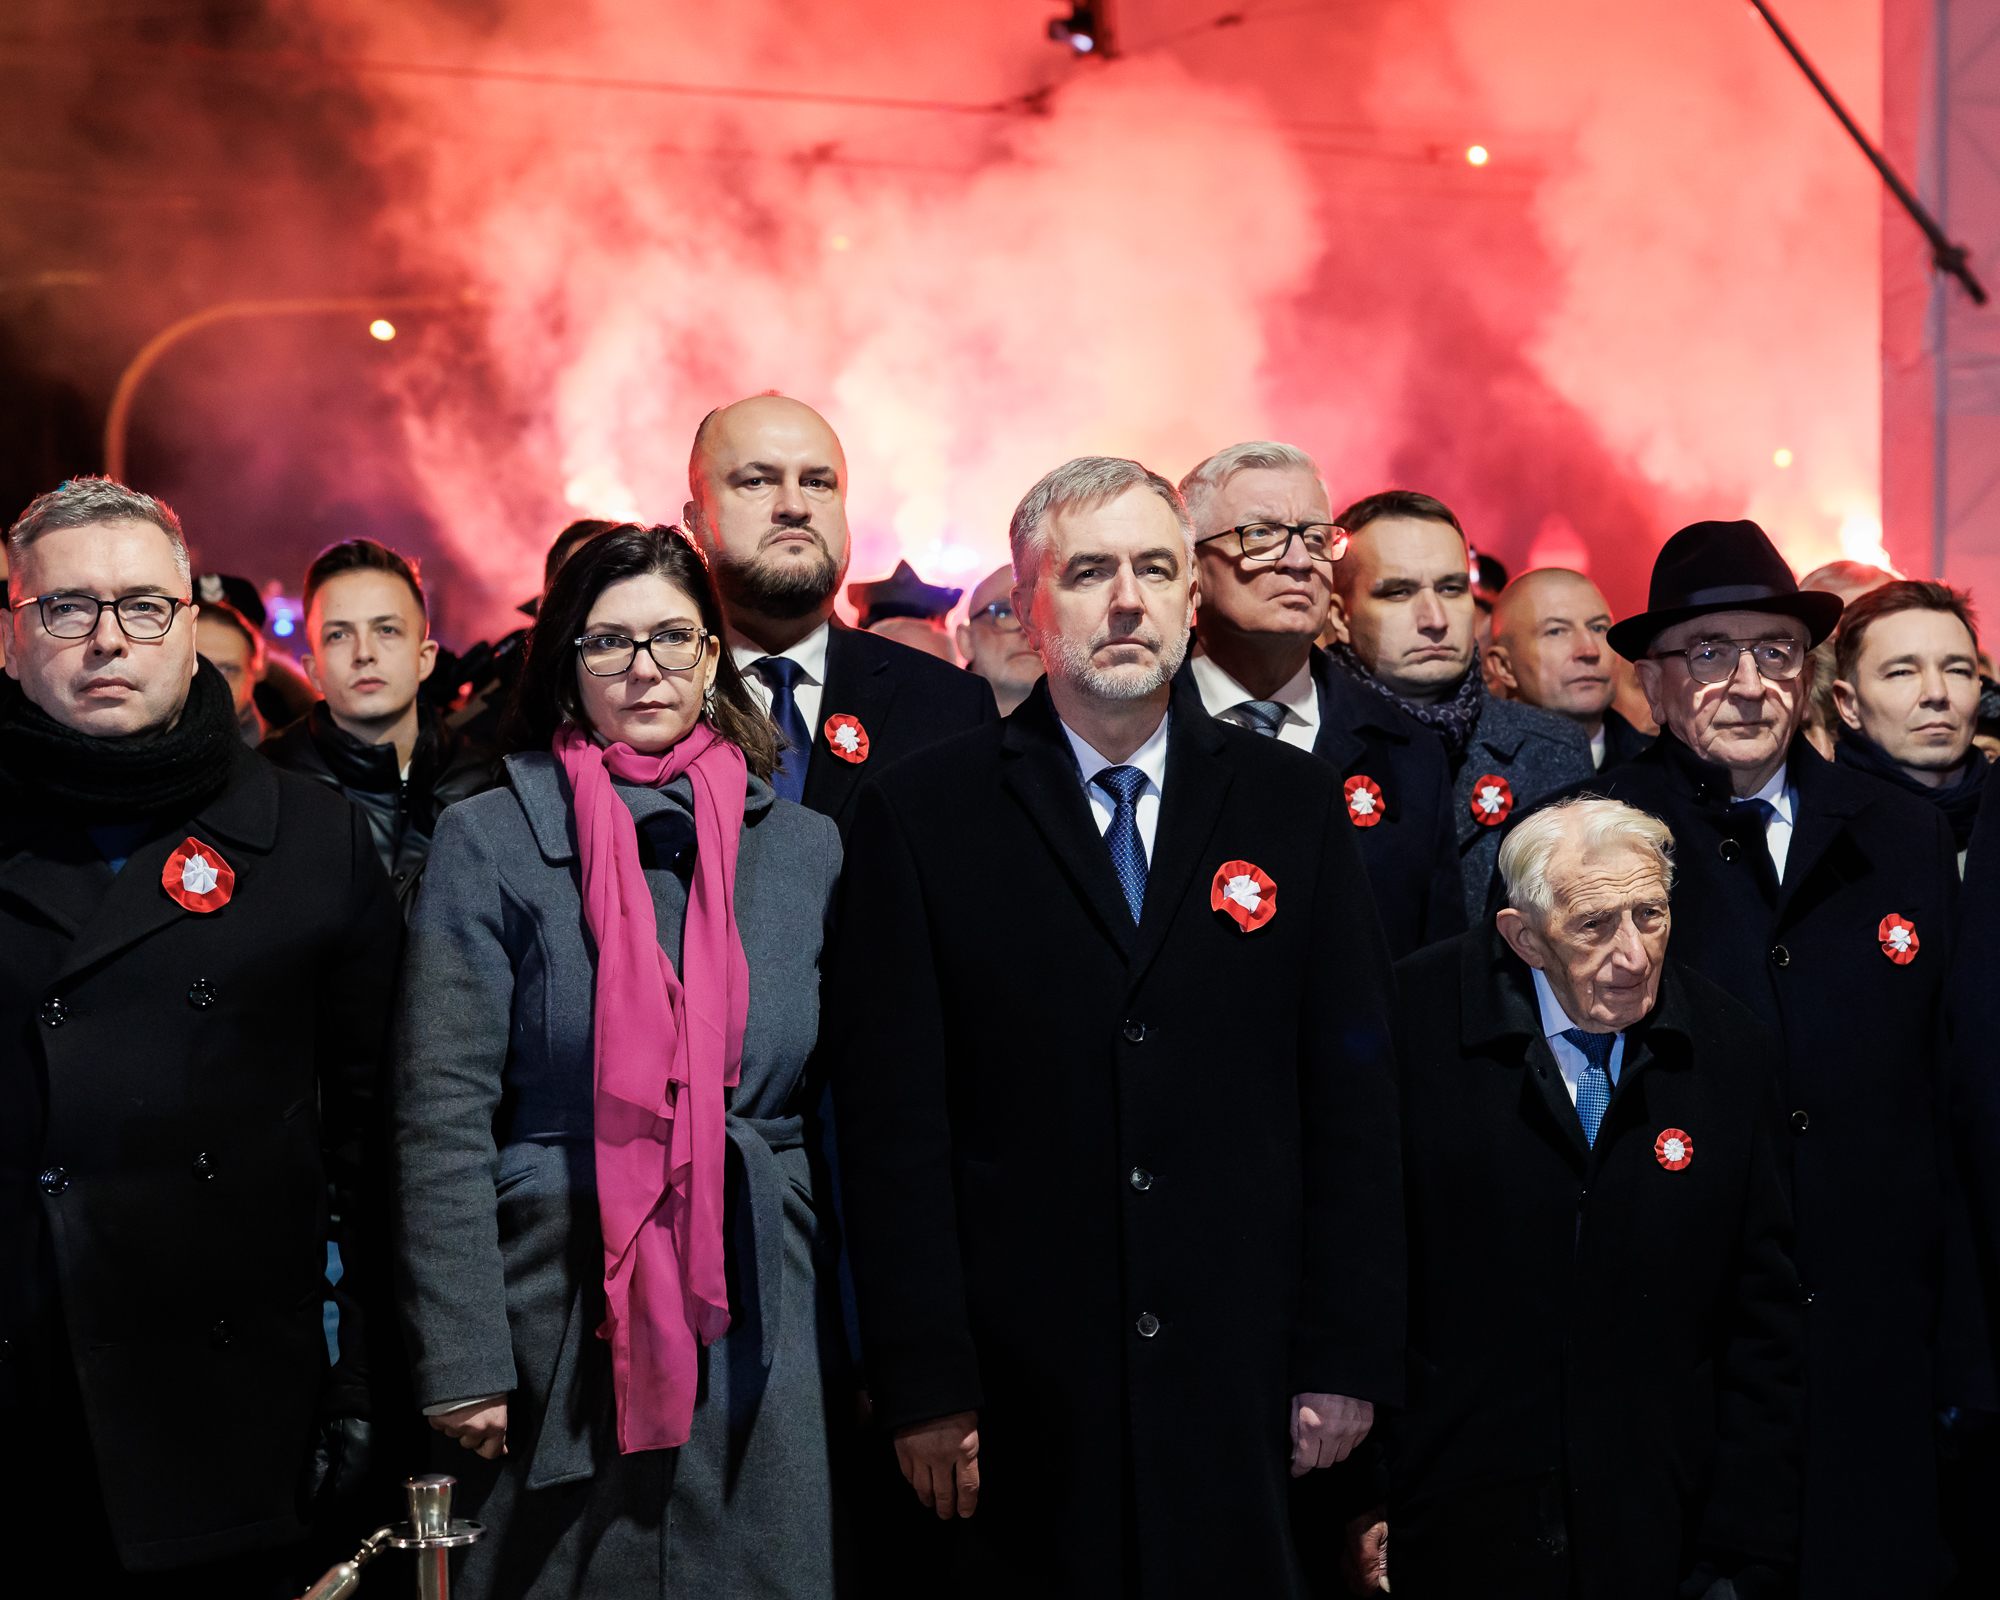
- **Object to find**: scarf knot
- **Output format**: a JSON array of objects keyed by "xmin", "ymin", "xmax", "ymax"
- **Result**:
[{"xmin": 1326, "ymin": 639, "xmax": 1488, "ymax": 763}]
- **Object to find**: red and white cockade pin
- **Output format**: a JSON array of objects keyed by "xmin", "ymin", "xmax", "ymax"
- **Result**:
[
  {"xmin": 1344, "ymin": 774, "xmax": 1385, "ymax": 828},
  {"xmin": 1655, "ymin": 1127, "xmax": 1694, "ymax": 1171},
  {"xmin": 1470, "ymin": 774, "xmax": 1513, "ymax": 827},
  {"xmin": 1878, "ymin": 912, "xmax": 1920, "ymax": 965},
  {"xmin": 1210, "ymin": 859, "xmax": 1277, "ymax": 933},
  {"xmin": 823, "ymin": 713, "xmax": 870, "ymax": 764},
  {"xmin": 162, "ymin": 837, "xmax": 235, "ymax": 914}
]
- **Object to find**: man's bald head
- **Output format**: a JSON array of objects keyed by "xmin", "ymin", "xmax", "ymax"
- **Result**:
[
  {"xmin": 682, "ymin": 393, "xmax": 851, "ymax": 633},
  {"xmin": 1485, "ymin": 567, "xmax": 1615, "ymax": 726}
]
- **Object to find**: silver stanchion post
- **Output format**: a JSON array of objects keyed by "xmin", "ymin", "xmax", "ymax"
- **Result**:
[{"xmin": 296, "ymin": 1475, "xmax": 484, "ymax": 1600}]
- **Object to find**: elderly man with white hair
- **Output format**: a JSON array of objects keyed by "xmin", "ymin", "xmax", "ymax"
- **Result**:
[
  {"xmin": 826, "ymin": 456, "xmax": 1404, "ymax": 1597},
  {"xmin": 1352, "ymin": 797, "xmax": 1804, "ymax": 1600}
]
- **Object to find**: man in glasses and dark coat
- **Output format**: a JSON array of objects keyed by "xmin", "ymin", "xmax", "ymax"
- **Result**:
[{"xmin": 1518, "ymin": 518, "xmax": 1972, "ymax": 1600}]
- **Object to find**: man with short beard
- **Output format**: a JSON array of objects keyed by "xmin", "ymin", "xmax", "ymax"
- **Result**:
[
  {"xmin": 684, "ymin": 394, "xmax": 995, "ymax": 839},
  {"xmin": 826, "ymin": 457, "xmax": 1403, "ymax": 1597}
]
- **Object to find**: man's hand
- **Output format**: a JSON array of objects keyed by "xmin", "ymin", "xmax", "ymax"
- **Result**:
[
  {"xmin": 893, "ymin": 1410, "xmax": 980, "ymax": 1519},
  {"xmin": 1290, "ymin": 1391, "xmax": 1373, "ymax": 1476},
  {"xmin": 429, "ymin": 1400, "xmax": 509, "ymax": 1460},
  {"xmin": 1343, "ymin": 1511, "xmax": 1389, "ymax": 1594}
]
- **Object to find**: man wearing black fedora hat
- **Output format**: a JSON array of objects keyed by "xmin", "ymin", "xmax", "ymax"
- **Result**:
[{"xmin": 1532, "ymin": 518, "xmax": 1969, "ymax": 1599}]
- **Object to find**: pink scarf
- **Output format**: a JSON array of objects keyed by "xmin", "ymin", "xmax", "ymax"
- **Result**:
[{"xmin": 554, "ymin": 720, "xmax": 750, "ymax": 1453}]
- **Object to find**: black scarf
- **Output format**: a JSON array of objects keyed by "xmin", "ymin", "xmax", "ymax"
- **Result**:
[
  {"xmin": 1834, "ymin": 727, "xmax": 1990, "ymax": 850},
  {"xmin": 0, "ymin": 657, "xmax": 241, "ymax": 824},
  {"xmin": 1325, "ymin": 637, "xmax": 1488, "ymax": 762}
]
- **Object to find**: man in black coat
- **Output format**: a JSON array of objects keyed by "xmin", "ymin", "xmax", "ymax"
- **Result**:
[
  {"xmin": 1484, "ymin": 566, "xmax": 1655, "ymax": 772},
  {"xmin": 1536, "ymin": 519, "xmax": 1962, "ymax": 1599},
  {"xmin": 682, "ymin": 393, "xmax": 996, "ymax": 838},
  {"xmin": 0, "ymin": 480, "xmax": 401, "ymax": 1588},
  {"xmin": 1354, "ymin": 796, "xmax": 1802, "ymax": 1600},
  {"xmin": 1176, "ymin": 441, "xmax": 1463, "ymax": 958},
  {"xmin": 826, "ymin": 457, "xmax": 1404, "ymax": 1597}
]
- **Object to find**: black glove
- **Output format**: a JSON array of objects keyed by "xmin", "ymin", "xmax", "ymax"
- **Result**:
[{"xmin": 299, "ymin": 1415, "xmax": 376, "ymax": 1521}]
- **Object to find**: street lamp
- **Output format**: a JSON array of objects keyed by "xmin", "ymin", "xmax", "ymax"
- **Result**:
[{"xmin": 103, "ymin": 292, "xmax": 473, "ymax": 483}]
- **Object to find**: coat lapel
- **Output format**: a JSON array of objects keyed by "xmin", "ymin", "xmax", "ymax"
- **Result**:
[
  {"xmin": 1776, "ymin": 740, "xmax": 1866, "ymax": 920},
  {"xmin": 999, "ymin": 683, "xmax": 1139, "ymax": 959},
  {"xmin": 1308, "ymin": 650, "xmax": 1367, "ymax": 772},
  {"xmin": 1127, "ymin": 685, "xmax": 1234, "ymax": 984},
  {"xmin": 1461, "ymin": 931, "xmax": 1589, "ymax": 1167},
  {"xmin": 804, "ymin": 623, "xmax": 900, "ymax": 823},
  {"xmin": 0, "ymin": 817, "xmax": 109, "ymax": 938}
]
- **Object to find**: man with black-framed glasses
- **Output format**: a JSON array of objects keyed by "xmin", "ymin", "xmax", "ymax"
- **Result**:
[
  {"xmin": 955, "ymin": 564, "xmax": 1044, "ymax": 715},
  {"xmin": 0, "ymin": 477, "xmax": 402, "ymax": 1592},
  {"xmin": 1177, "ymin": 445, "xmax": 1468, "ymax": 958}
]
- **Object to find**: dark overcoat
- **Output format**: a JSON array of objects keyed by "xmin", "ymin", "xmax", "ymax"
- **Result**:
[
  {"xmin": 824, "ymin": 678, "xmax": 1405, "ymax": 1598},
  {"xmin": 0, "ymin": 746, "xmax": 400, "ymax": 1569},
  {"xmin": 1451, "ymin": 689, "xmax": 1597, "ymax": 924},
  {"xmin": 1385, "ymin": 931, "xmax": 1803, "ymax": 1599},
  {"xmin": 800, "ymin": 623, "xmax": 997, "ymax": 839},
  {"xmin": 1532, "ymin": 731, "xmax": 1958, "ymax": 1599},
  {"xmin": 1599, "ymin": 706, "xmax": 1657, "ymax": 771}
]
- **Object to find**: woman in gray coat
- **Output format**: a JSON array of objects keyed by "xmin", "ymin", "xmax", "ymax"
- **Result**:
[{"xmin": 392, "ymin": 524, "xmax": 842, "ymax": 1598}]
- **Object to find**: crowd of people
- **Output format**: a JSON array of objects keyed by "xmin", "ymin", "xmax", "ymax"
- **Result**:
[{"xmin": 2, "ymin": 391, "xmax": 1998, "ymax": 1600}]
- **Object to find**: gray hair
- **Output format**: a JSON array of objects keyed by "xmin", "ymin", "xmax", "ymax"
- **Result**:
[
  {"xmin": 1008, "ymin": 456, "xmax": 1194, "ymax": 599},
  {"xmin": 1177, "ymin": 440, "xmax": 1324, "ymax": 530},
  {"xmin": 1497, "ymin": 796, "xmax": 1676, "ymax": 922},
  {"xmin": 7, "ymin": 477, "xmax": 192, "ymax": 600}
]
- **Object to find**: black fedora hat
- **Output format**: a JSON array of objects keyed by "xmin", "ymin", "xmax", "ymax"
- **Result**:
[{"xmin": 1606, "ymin": 519, "xmax": 1843, "ymax": 661}]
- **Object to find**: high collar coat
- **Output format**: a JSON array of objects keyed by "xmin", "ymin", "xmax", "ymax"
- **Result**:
[
  {"xmin": 1384, "ymin": 932, "xmax": 1803, "ymax": 1600},
  {"xmin": 824, "ymin": 678, "xmax": 1404, "ymax": 1599}
]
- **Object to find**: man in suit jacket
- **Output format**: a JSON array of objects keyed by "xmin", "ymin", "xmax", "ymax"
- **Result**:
[
  {"xmin": 1321, "ymin": 490, "xmax": 1594, "ymax": 925},
  {"xmin": 826, "ymin": 456, "xmax": 1404, "ymax": 1597},
  {"xmin": 682, "ymin": 394, "xmax": 995, "ymax": 839},
  {"xmin": 1484, "ymin": 567, "xmax": 1654, "ymax": 772},
  {"xmin": 1353, "ymin": 797, "xmax": 1802, "ymax": 1600},
  {"xmin": 1175, "ymin": 441, "xmax": 1463, "ymax": 958},
  {"xmin": 1541, "ymin": 519, "xmax": 1963, "ymax": 1599}
]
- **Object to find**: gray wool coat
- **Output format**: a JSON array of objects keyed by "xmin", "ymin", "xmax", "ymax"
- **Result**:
[
  {"xmin": 391, "ymin": 753, "xmax": 842, "ymax": 1600},
  {"xmin": 1452, "ymin": 690, "xmax": 1597, "ymax": 923}
]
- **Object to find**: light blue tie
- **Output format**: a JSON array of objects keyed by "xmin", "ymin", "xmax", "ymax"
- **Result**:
[
  {"xmin": 1235, "ymin": 700, "xmax": 1287, "ymax": 738},
  {"xmin": 1560, "ymin": 1027, "xmax": 1617, "ymax": 1147},
  {"xmin": 1092, "ymin": 766, "xmax": 1150, "ymax": 924}
]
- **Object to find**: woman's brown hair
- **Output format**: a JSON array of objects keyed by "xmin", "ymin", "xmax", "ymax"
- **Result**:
[{"xmin": 501, "ymin": 523, "xmax": 782, "ymax": 781}]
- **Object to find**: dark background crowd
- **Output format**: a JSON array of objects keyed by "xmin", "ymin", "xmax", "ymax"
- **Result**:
[{"xmin": 2, "ymin": 396, "xmax": 1998, "ymax": 1600}]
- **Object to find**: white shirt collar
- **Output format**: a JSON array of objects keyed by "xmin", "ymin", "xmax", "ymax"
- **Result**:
[
  {"xmin": 1743, "ymin": 762, "xmax": 1793, "ymax": 823},
  {"xmin": 1061, "ymin": 708, "xmax": 1172, "ymax": 793},
  {"xmin": 727, "ymin": 618, "xmax": 830, "ymax": 684},
  {"xmin": 1187, "ymin": 647, "xmax": 1317, "ymax": 726},
  {"xmin": 1532, "ymin": 965, "xmax": 1603, "ymax": 1039}
]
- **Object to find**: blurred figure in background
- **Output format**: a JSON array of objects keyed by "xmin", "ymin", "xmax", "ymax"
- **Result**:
[
  {"xmin": 1324, "ymin": 489, "xmax": 1593, "ymax": 923},
  {"xmin": 955, "ymin": 562, "xmax": 1044, "ymax": 715},
  {"xmin": 850, "ymin": 558, "xmax": 961, "ymax": 663},
  {"xmin": 262, "ymin": 540, "xmax": 500, "ymax": 917},
  {"xmin": 194, "ymin": 596, "xmax": 266, "ymax": 746},
  {"xmin": 1799, "ymin": 560, "xmax": 1894, "ymax": 759},
  {"xmin": 1471, "ymin": 550, "xmax": 1507, "ymax": 651},
  {"xmin": 1485, "ymin": 568, "xmax": 1652, "ymax": 771}
]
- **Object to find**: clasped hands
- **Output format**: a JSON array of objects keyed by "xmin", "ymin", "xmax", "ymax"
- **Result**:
[{"xmin": 892, "ymin": 1392, "xmax": 1373, "ymax": 1521}]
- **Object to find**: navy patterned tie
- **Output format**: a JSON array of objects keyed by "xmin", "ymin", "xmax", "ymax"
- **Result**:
[
  {"xmin": 1560, "ymin": 1027, "xmax": 1616, "ymax": 1147},
  {"xmin": 1092, "ymin": 765, "xmax": 1150, "ymax": 923},
  {"xmin": 1235, "ymin": 700, "xmax": 1287, "ymax": 738},
  {"xmin": 750, "ymin": 657, "xmax": 810, "ymax": 804}
]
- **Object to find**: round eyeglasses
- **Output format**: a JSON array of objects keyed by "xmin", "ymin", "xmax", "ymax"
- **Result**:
[
  {"xmin": 11, "ymin": 591, "xmax": 193, "ymax": 640},
  {"xmin": 1194, "ymin": 522, "xmax": 1350, "ymax": 567},
  {"xmin": 1649, "ymin": 637, "xmax": 1805, "ymax": 684},
  {"xmin": 574, "ymin": 627, "xmax": 711, "ymax": 676}
]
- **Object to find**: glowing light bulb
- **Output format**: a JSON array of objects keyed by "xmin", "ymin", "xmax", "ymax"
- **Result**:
[
  {"xmin": 830, "ymin": 235, "xmax": 851, "ymax": 251},
  {"xmin": 1773, "ymin": 448, "xmax": 1793, "ymax": 468},
  {"xmin": 369, "ymin": 319, "xmax": 396, "ymax": 341},
  {"xmin": 1071, "ymin": 33, "xmax": 1094, "ymax": 52},
  {"xmin": 1466, "ymin": 145, "xmax": 1489, "ymax": 166}
]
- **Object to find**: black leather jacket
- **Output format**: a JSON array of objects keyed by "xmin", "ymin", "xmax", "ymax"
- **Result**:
[{"xmin": 261, "ymin": 702, "xmax": 502, "ymax": 918}]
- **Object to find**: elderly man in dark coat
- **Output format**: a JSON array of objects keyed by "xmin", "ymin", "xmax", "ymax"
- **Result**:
[
  {"xmin": 826, "ymin": 457, "xmax": 1405, "ymax": 1597},
  {"xmin": 1534, "ymin": 519, "xmax": 1963, "ymax": 1600},
  {"xmin": 1355, "ymin": 796, "xmax": 1803, "ymax": 1600},
  {"xmin": 0, "ymin": 479, "xmax": 401, "ymax": 1588}
]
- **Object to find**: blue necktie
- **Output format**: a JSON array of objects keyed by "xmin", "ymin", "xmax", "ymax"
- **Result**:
[
  {"xmin": 1092, "ymin": 765, "xmax": 1150, "ymax": 923},
  {"xmin": 1560, "ymin": 1027, "xmax": 1617, "ymax": 1147},
  {"xmin": 751, "ymin": 657, "xmax": 810, "ymax": 804},
  {"xmin": 1235, "ymin": 700, "xmax": 1287, "ymax": 738}
]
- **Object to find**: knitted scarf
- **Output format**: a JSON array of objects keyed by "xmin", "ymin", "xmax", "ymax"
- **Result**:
[
  {"xmin": 1325, "ymin": 638, "xmax": 1488, "ymax": 762},
  {"xmin": 1834, "ymin": 728, "xmax": 1990, "ymax": 851}
]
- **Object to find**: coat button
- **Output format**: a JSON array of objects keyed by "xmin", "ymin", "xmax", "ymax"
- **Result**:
[
  {"xmin": 39, "ymin": 998, "xmax": 68, "ymax": 1028},
  {"xmin": 1769, "ymin": 945, "xmax": 1790, "ymax": 968},
  {"xmin": 1791, "ymin": 1110, "xmax": 1810, "ymax": 1134},
  {"xmin": 1800, "ymin": 1288, "xmax": 1815, "ymax": 1307},
  {"xmin": 1130, "ymin": 1167, "xmax": 1153, "ymax": 1192},
  {"xmin": 1718, "ymin": 838, "xmax": 1741, "ymax": 864},
  {"xmin": 210, "ymin": 1320, "xmax": 231, "ymax": 1349},
  {"xmin": 191, "ymin": 1152, "xmax": 216, "ymax": 1181},
  {"xmin": 1122, "ymin": 1021, "xmax": 1147, "ymax": 1043},
  {"xmin": 187, "ymin": 978, "xmax": 217, "ymax": 1009},
  {"xmin": 1135, "ymin": 1312, "xmax": 1160, "ymax": 1338},
  {"xmin": 39, "ymin": 1166, "xmax": 68, "ymax": 1195}
]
